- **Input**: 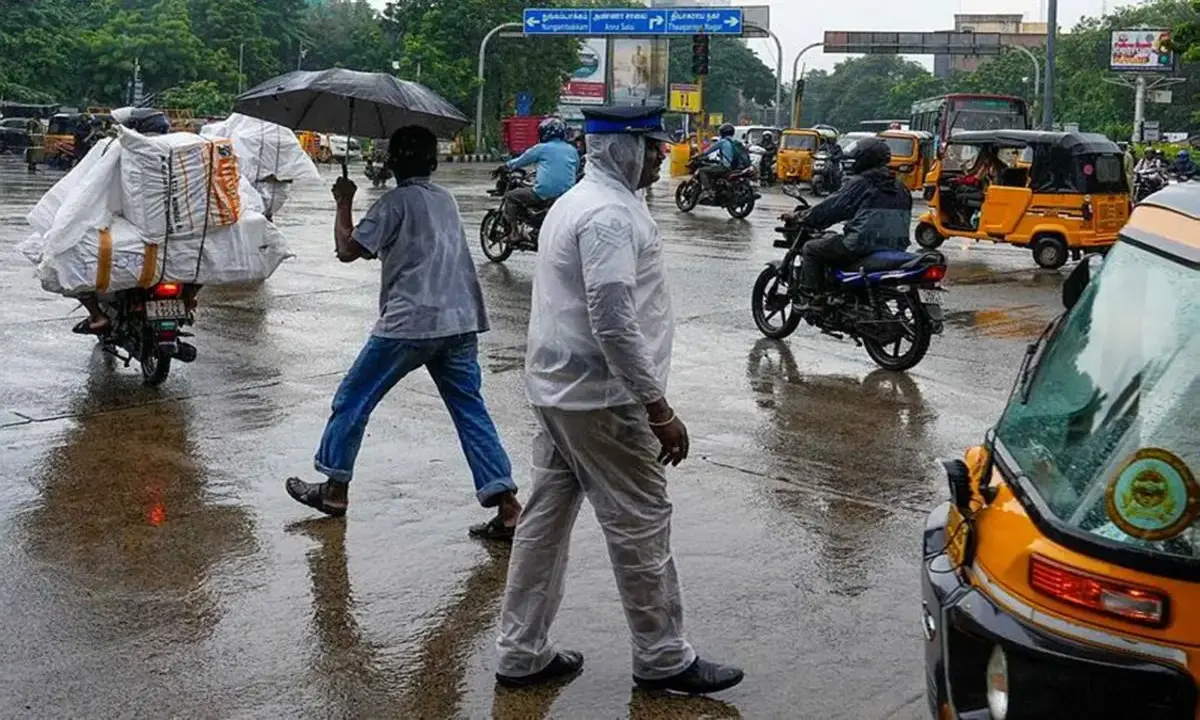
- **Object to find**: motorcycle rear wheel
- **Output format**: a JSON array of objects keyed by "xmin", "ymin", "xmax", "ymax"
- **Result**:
[
  {"xmin": 751, "ymin": 266, "xmax": 802, "ymax": 340},
  {"xmin": 861, "ymin": 290, "xmax": 931, "ymax": 372},
  {"xmin": 480, "ymin": 209, "xmax": 514, "ymax": 263},
  {"xmin": 141, "ymin": 347, "xmax": 172, "ymax": 386},
  {"xmin": 675, "ymin": 180, "xmax": 701, "ymax": 212}
]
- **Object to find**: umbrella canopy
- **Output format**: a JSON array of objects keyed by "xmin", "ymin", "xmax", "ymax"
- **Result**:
[{"xmin": 234, "ymin": 68, "xmax": 469, "ymax": 140}]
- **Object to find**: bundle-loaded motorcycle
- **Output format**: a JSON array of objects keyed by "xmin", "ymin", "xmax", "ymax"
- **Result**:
[
  {"xmin": 751, "ymin": 189, "xmax": 947, "ymax": 371},
  {"xmin": 95, "ymin": 281, "xmax": 198, "ymax": 385}
]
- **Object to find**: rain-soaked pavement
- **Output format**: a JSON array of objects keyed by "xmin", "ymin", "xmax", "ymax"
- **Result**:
[{"xmin": 0, "ymin": 156, "xmax": 1070, "ymax": 719}]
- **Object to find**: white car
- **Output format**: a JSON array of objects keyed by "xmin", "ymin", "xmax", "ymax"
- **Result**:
[{"xmin": 326, "ymin": 134, "xmax": 363, "ymax": 161}]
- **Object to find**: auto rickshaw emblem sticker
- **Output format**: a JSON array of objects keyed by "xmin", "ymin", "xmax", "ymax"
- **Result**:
[{"xmin": 1105, "ymin": 448, "xmax": 1199, "ymax": 541}]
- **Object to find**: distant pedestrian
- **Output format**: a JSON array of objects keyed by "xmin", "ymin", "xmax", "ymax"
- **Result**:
[
  {"xmin": 285, "ymin": 125, "xmax": 522, "ymax": 541},
  {"xmin": 494, "ymin": 105, "xmax": 744, "ymax": 694}
]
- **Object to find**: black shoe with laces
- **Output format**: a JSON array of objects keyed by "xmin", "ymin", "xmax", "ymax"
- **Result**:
[{"xmin": 633, "ymin": 658, "xmax": 744, "ymax": 695}]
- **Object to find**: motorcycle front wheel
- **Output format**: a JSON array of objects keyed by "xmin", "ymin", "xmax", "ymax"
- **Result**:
[
  {"xmin": 861, "ymin": 290, "xmax": 931, "ymax": 372},
  {"xmin": 675, "ymin": 180, "xmax": 701, "ymax": 212},
  {"xmin": 751, "ymin": 266, "xmax": 802, "ymax": 340},
  {"xmin": 480, "ymin": 209, "xmax": 514, "ymax": 263}
]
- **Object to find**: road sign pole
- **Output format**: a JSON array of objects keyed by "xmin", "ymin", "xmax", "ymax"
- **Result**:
[
  {"xmin": 790, "ymin": 42, "xmax": 823, "ymax": 128},
  {"xmin": 475, "ymin": 22, "xmax": 521, "ymax": 155}
]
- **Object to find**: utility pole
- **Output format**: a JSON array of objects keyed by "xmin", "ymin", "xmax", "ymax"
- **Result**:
[
  {"xmin": 1042, "ymin": 0, "xmax": 1057, "ymax": 129},
  {"xmin": 238, "ymin": 43, "xmax": 245, "ymax": 95},
  {"xmin": 297, "ymin": 45, "xmax": 307, "ymax": 72},
  {"xmin": 1133, "ymin": 75, "xmax": 1147, "ymax": 141}
]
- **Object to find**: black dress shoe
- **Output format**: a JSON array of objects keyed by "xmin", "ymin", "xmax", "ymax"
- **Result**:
[
  {"xmin": 633, "ymin": 658, "xmax": 744, "ymax": 695},
  {"xmin": 496, "ymin": 650, "xmax": 585, "ymax": 688}
]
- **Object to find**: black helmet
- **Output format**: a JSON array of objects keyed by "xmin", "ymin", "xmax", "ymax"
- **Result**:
[
  {"xmin": 849, "ymin": 137, "xmax": 891, "ymax": 174},
  {"xmin": 718, "ymin": 123, "xmax": 735, "ymax": 138}
]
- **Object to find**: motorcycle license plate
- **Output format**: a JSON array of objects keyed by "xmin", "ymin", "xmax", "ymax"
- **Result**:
[
  {"xmin": 146, "ymin": 299, "xmax": 187, "ymax": 320},
  {"xmin": 918, "ymin": 289, "xmax": 943, "ymax": 305}
]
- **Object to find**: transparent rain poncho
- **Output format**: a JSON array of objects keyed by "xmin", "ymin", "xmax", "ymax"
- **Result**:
[{"xmin": 523, "ymin": 132, "xmax": 675, "ymax": 410}]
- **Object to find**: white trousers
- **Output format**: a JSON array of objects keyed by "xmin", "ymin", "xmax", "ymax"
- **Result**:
[{"xmin": 496, "ymin": 404, "xmax": 696, "ymax": 680}]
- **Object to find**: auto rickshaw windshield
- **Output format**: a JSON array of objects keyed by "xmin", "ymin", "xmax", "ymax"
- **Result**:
[
  {"xmin": 782, "ymin": 134, "xmax": 817, "ymax": 150},
  {"xmin": 882, "ymin": 136, "xmax": 916, "ymax": 158},
  {"xmin": 995, "ymin": 240, "xmax": 1200, "ymax": 558}
]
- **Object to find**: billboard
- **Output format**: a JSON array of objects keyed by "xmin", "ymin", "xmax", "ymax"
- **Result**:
[
  {"xmin": 561, "ymin": 38, "xmax": 607, "ymax": 105},
  {"xmin": 1110, "ymin": 30, "xmax": 1175, "ymax": 72},
  {"xmin": 610, "ymin": 38, "xmax": 669, "ymax": 105}
]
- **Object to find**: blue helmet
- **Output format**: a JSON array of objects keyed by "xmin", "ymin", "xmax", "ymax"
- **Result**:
[
  {"xmin": 1179, "ymin": 149, "xmax": 1190, "ymax": 159},
  {"xmin": 538, "ymin": 117, "xmax": 568, "ymax": 143}
]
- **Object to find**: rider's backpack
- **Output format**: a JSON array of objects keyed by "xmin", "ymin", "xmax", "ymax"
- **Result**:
[{"xmin": 730, "ymin": 140, "xmax": 752, "ymax": 171}]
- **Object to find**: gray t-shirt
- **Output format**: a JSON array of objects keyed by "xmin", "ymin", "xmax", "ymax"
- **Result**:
[{"xmin": 353, "ymin": 178, "xmax": 489, "ymax": 339}]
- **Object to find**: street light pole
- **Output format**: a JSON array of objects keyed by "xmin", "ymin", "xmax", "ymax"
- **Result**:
[
  {"xmin": 1042, "ymin": 0, "xmax": 1058, "ymax": 129},
  {"xmin": 238, "ymin": 42, "xmax": 245, "ymax": 95},
  {"xmin": 790, "ymin": 42, "xmax": 823, "ymax": 128},
  {"xmin": 475, "ymin": 22, "xmax": 522, "ymax": 155},
  {"xmin": 1009, "ymin": 45, "xmax": 1040, "ymax": 121},
  {"xmin": 745, "ymin": 23, "xmax": 784, "ymax": 128}
]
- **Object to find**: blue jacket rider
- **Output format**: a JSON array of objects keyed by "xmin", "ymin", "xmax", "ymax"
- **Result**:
[
  {"xmin": 794, "ymin": 137, "xmax": 913, "ymax": 300},
  {"xmin": 500, "ymin": 117, "xmax": 579, "ymax": 231},
  {"xmin": 696, "ymin": 123, "xmax": 737, "ymax": 192}
]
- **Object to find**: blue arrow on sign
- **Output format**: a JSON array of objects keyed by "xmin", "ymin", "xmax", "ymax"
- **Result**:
[{"xmin": 523, "ymin": 8, "xmax": 743, "ymax": 35}]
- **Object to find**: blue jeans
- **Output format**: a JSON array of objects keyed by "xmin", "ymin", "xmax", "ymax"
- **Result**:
[{"xmin": 314, "ymin": 333, "xmax": 516, "ymax": 508}]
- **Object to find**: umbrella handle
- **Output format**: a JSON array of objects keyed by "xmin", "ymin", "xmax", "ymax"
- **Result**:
[{"xmin": 343, "ymin": 98, "xmax": 355, "ymax": 179}]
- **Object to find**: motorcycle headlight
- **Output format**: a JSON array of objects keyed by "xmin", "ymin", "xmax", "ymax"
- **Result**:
[{"xmin": 986, "ymin": 645, "xmax": 1009, "ymax": 720}]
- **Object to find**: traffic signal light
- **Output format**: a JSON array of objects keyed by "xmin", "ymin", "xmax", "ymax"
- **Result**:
[
  {"xmin": 691, "ymin": 34, "xmax": 710, "ymax": 76},
  {"xmin": 795, "ymin": 79, "xmax": 805, "ymax": 99}
]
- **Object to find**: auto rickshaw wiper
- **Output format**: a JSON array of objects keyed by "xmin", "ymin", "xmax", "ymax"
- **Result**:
[{"xmin": 1016, "ymin": 318, "xmax": 1060, "ymax": 404}]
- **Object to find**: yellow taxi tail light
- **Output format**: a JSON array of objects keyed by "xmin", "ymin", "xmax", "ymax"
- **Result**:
[{"xmin": 1029, "ymin": 554, "xmax": 1167, "ymax": 627}]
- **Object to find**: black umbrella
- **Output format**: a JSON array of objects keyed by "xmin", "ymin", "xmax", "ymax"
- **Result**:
[{"xmin": 233, "ymin": 68, "xmax": 469, "ymax": 177}]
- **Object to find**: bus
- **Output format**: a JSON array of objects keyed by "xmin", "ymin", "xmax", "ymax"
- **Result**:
[{"xmin": 910, "ymin": 93, "xmax": 1030, "ymax": 146}]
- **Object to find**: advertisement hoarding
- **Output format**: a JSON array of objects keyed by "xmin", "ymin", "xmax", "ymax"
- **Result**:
[
  {"xmin": 1110, "ymin": 30, "xmax": 1175, "ymax": 72},
  {"xmin": 561, "ymin": 38, "xmax": 607, "ymax": 105},
  {"xmin": 609, "ymin": 38, "xmax": 669, "ymax": 105}
]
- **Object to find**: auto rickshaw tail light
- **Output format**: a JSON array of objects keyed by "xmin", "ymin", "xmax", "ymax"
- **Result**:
[
  {"xmin": 923, "ymin": 265, "xmax": 947, "ymax": 283},
  {"xmin": 1029, "ymin": 554, "xmax": 1167, "ymax": 626}
]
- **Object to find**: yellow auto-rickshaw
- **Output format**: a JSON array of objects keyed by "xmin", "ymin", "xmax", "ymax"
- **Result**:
[
  {"xmin": 917, "ymin": 130, "xmax": 1131, "ymax": 269},
  {"xmin": 776, "ymin": 128, "xmax": 835, "ymax": 184},
  {"xmin": 879, "ymin": 130, "xmax": 935, "ymax": 192},
  {"xmin": 923, "ymin": 184, "xmax": 1200, "ymax": 719}
]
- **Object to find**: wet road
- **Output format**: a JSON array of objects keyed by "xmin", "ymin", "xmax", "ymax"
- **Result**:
[{"xmin": 0, "ymin": 157, "xmax": 1068, "ymax": 719}]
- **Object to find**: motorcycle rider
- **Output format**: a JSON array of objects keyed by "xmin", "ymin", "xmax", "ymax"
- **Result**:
[
  {"xmin": 759, "ymin": 130, "xmax": 779, "ymax": 182},
  {"xmin": 815, "ymin": 135, "xmax": 844, "ymax": 187},
  {"xmin": 1136, "ymin": 147, "xmax": 1167, "ymax": 175},
  {"xmin": 1170, "ymin": 148, "xmax": 1198, "ymax": 180},
  {"xmin": 497, "ymin": 117, "xmax": 579, "ymax": 237},
  {"xmin": 1134, "ymin": 147, "xmax": 1168, "ymax": 200},
  {"xmin": 694, "ymin": 123, "xmax": 740, "ymax": 196},
  {"xmin": 790, "ymin": 137, "xmax": 912, "ymax": 307}
]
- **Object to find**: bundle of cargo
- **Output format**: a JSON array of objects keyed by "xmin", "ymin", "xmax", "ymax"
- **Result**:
[
  {"xmin": 21, "ymin": 128, "xmax": 292, "ymax": 296},
  {"xmin": 200, "ymin": 114, "xmax": 320, "ymax": 218}
]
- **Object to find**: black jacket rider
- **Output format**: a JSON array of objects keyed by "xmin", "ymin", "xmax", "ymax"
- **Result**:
[{"xmin": 798, "ymin": 138, "xmax": 912, "ymax": 293}]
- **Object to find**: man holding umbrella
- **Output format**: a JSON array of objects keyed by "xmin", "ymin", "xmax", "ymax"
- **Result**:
[
  {"xmin": 494, "ymin": 106, "xmax": 744, "ymax": 694},
  {"xmin": 284, "ymin": 125, "xmax": 522, "ymax": 541}
]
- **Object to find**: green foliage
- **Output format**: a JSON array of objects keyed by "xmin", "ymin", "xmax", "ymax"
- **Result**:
[
  {"xmin": 159, "ymin": 80, "xmax": 232, "ymax": 116},
  {"xmin": 667, "ymin": 36, "xmax": 776, "ymax": 122}
]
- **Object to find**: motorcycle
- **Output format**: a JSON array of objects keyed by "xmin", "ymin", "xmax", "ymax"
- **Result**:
[
  {"xmin": 364, "ymin": 158, "xmax": 392, "ymax": 188},
  {"xmin": 674, "ymin": 157, "xmax": 760, "ymax": 219},
  {"xmin": 97, "ymin": 282, "xmax": 198, "ymax": 385},
  {"xmin": 1133, "ymin": 168, "xmax": 1168, "ymax": 203},
  {"xmin": 479, "ymin": 168, "xmax": 548, "ymax": 263},
  {"xmin": 750, "ymin": 144, "xmax": 778, "ymax": 186},
  {"xmin": 810, "ymin": 149, "xmax": 842, "ymax": 197},
  {"xmin": 750, "ymin": 187, "xmax": 947, "ymax": 372}
]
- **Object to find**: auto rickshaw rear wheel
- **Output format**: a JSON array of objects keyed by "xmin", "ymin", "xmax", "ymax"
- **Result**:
[
  {"xmin": 1032, "ymin": 234, "xmax": 1069, "ymax": 270},
  {"xmin": 916, "ymin": 223, "xmax": 945, "ymax": 250}
]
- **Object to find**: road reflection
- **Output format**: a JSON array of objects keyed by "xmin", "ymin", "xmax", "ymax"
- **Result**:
[
  {"xmin": 746, "ymin": 339, "xmax": 937, "ymax": 595},
  {"xmin": 20, "ymin": 353, "xmax": 257, "ymax": 645}
]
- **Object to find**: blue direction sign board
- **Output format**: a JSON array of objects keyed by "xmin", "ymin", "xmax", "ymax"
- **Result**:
[{"xmin": 523, "ymin": 8, "xmax": 744, "ymax": 36}]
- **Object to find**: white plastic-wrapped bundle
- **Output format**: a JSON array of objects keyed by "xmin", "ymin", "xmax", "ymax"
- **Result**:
[
  {"xmin": 21, "ymin": 134, "xmax": 293, "ymax": 297},
  {"xmin": 200, "ymin": 114, "xmax": 319, "ymax": 183},
  {"xmin": 27, "ymin": 212, "xmax": 292, "ymax": 296},
  {"xmin": 118, "ymin": 127, "xmax": 242, "ymax": 240}
]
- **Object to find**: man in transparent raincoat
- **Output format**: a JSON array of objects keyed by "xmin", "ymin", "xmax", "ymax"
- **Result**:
[{"xmin": 494, "ymin": 106, "xmax": 744, "ymax": 695}]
